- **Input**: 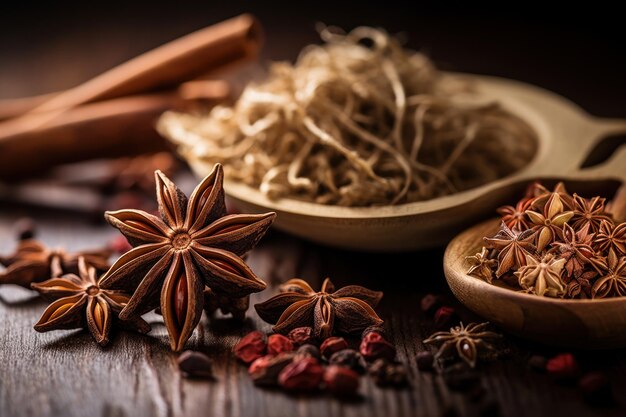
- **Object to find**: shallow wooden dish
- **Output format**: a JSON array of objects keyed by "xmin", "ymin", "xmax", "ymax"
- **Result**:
[
  {"xmin": 186, "ymin": 73, "xmax": 626, "ymax": 251},
  {"xmin": 444, "ymin": 218, "xmax": 626, "ymax": 349}
]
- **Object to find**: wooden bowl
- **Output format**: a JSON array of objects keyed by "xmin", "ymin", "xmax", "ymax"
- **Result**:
[
  {"xmin": 184, "ymin": 73, "xmax": 626, "ymax": 251},
  {"xmin": 444, "ymin": 218, "xmax": 626, "ymax": 349}
]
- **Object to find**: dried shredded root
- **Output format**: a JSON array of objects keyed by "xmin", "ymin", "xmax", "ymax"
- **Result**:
[{"xmin": 158, "ymin": 26, "xmax": 536, "ymax": 206}]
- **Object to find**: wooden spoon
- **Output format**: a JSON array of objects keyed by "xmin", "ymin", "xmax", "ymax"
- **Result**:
[
  {"xmin": 444, "ymin": 218, "xmax": 626, "ymax": 349},
  {"xmin": 184, "ymin": 73, "xmax": 626, "ymax": 251}
]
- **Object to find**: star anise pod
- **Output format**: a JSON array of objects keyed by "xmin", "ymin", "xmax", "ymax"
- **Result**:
[
  {"xmin": 484, "ymin": 222, "xmax": 536, "ymax": 277},
  {"xmin": 465, "ymin": 247, "xmax": 497, "ymax": 283},
  {"xmin": 423, "ymin": 322, "xmax": 501, "ymax": 368},
  {"xmin": 497, "ymin": 197, "xmax": 533, "ymax": 231},
  {"xmin": 31, "ymin": 257, "xmax": 150, "ymax": 346},
  {"xmin": 549, "ymin": 223, "xmax": 595, "ymax": 280},
  {"xmin": 525, "ymin": 193, "xmax": 574, "ymax": 251},
  {"xmin": 514, "ymin": 253, "xmax": 566, "ymax": 298},
  {"xmin": 570, "ymin": 194, "xmax": 613, "ymax": 234},
  {"xmin": 594, "ymin": 220, "xmax": 626, "ymax": 255},
  {"xmin": 100, "ymin": 165, "xmax": 275, "ymax": 351},
  {"xmin": 529, "ymin": 182, "xmax": 574, "ymax": 211},
  {"xmin": 591, "ymin": 249, "xmax": 626, "ymax": 298},
  {"xmin": 254, "ymin": 277, "xmax": 383, "ymax": 339},
  {"xmin": 566, "ymin": 270, "xmax": 596, "ymax": 299},
  {"xmin": 0, "ymin": 239, "xmax": 111, "ymax": 289}
]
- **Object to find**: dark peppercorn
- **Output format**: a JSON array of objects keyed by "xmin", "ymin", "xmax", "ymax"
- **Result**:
[
  {"xmin": 420, "ymin": 294, "xmax": 441, "ymax": 316},
  {"xmin": 294, "ymin": 344, "xmax": 321, "ymax": 360},
  {"xmin": 368, "ymin": 359, "xmax": 408, "ymax": 387},
  {"xmin": 329, "ymin": 349, "xmax": 367, "ymax": 374},
  {"xmin": 527, "ymin": 354, "xmax": 547, "ymax": 372},
  {"xmin": 416, "ymin": 351, "xmax": 434, "ymax": 371},
  {"xmin": 320, "ymin": 337, "xmax": 349, "ymax": 359},
  {"xmin": 177, "ymin": 351, "xmax": 213, "ymax": 379}
]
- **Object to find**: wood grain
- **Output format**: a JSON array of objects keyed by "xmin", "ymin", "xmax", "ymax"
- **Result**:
[{"xmin": 1, "ymin": 206, "xmax": 626, "ymax": 417}]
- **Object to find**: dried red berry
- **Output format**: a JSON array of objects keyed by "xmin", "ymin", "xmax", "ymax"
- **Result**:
[
  {"xmin": 233, "ymin": 331, "xmax": 266, "ymax": 364},
  {"xmin": 546, "ymin": 353, "xmax": 579, "ymax": 379},
  {"xmin": 579, "ymin": 372, "xmax": 612, "ymax": 404},
  {"xmin": 249, "ymin": 353, "xmax": 294, "ymax": 386},
  {"xmin": 420, "ymin": 294, "xmax": 441, "ymax": 315},
  {"xmin": 416, "ymin": 351, "xmax": 434, "ymax": 371},
  {"xmin": 278, "ymin": 358, "xmax": 324, "ymax": 392},
  {"xmin": 320, "ymin": 337, "xmax": 349, "ymax": 359},
  {"xmin": 362, "ymin": 324, "xmax": 386, "ymax": 339},
  {"xmin": 267, "ymin": 334, "xmax": 294, "ymax": 355},
  {"xmin": 360, "ymin": 332, "xmax": 395, "ymax": 361},
  {"xmin": 434, "ymin": 306, "xmax": 456, "ymax": 328},
  {"xmin": 287, "ymin": 327, "xmax": 315, "ymax": 346},
  {"xmin": 324, "ymin": 365, "xmax": 360, "ymax": 396}
]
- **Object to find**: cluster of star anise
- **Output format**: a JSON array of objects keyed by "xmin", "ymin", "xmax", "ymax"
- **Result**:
[{"xmin": 466, "ymin": 182, "xmax": 626, "ymax": 299}]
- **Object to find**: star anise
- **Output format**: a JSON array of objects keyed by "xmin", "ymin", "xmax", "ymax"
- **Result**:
[
  {"xmin": 549, "ymin": 223, "xmax": 595, "ymax": 279},
  {"xmin": 566, "ymin": 270, "xmax": 596, "ymax": 299},
  {"xmin": 100, "ymin": 164, "xmax": 275, "ymax": 351},
  {"xmin": 594, "ymin": 220, "xmax": 626, "ymax": 255},
  {"xmin": 423, "ymin": 322, "xmax": 501, "ymax": 368},
  {"xmin": 31, "ymin": 257, "xmax": 150, "ymax": 346},
  {"xmin": 0, "ymin": 239, "xmax": 111, "ymax": 289},
  {"xmin": 465, "ymin": 247, "xmax": 497, "ymax": 283},
  {"xmin": 514, "ymin": 253, "xmax": 566, "ymax": 297},
  {"xmin": 525, "ymin": 193, "xmax": 574, "ymax": 251},
  {"xmin": 591, "ymin": 249, "xmax": 626, "ymax": 298},
  {"xmin": 570, "ymin": 194, "xmax": 613, "ymax": 234},
  {"xmin": 254, "ymin": 277, "xmax": 383, "ymax": 339},
  {"xmin": 497, "ymin": 197, "xmax": 533, "ymax": 231},
  {"xmin": 484, "ymin": 222, "xmax": 536, "ymax": 277},
  {"xmin": 529, "ymin": 182, "xmax": 574, "ymax": 211}
]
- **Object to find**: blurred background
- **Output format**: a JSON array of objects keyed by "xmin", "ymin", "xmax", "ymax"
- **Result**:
[{"xmin": 2, "ymin": 1, "xmax": 625, "ymax": 117}]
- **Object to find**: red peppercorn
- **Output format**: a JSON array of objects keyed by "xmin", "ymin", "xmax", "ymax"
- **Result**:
[
  {"xmin": 249, "ymin": 353, "xmax": 295, "ymax": 386},
  {"xmin": 579, "ymin": 371, "xmax": 611, "ymax": 404},
  {"xmin": 420, "ymin": 294, "xmax": 441, "ymax": 316},
  {"xmin": 546, "ymin": 353, "xmax": 579, "ymax": 380},
  {"xmin": 267, "ymin": 334, "xmax": 294, "ymax": 355},
  {"xmin": 287, "ymin": 327, "xmax": 314, "ymax": 346},
  {"xmin": 324, "ymin": 365, "xmax": 360, "ymax": 396},
  {"xmin": 434, "ymin": 306, "xmax": 456, "ymax": 328},
  {"xmin": 278, "ymin": 358, "xmax": 324, "ymax": 392},
  {"xmin": 416, "ymin": 351, "xmax": 434, "ymax": 371},
  {"xmin": 233, "ymin": 331, "xmax": 266, "ymax": 364},
  {"xmin": 320, "ymin": 337, "xmax": 349, "ymax": 359},
  {"xmin": 360, "ymin": 332, "xmax": 396, "ymax": 361}
]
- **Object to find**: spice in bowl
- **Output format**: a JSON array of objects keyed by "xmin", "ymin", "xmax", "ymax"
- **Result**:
[{"xmin": 466, "ymin": 182, "xmax": 626, "ymax": 299}]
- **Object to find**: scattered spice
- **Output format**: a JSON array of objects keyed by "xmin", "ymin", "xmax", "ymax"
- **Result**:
[
  {"xmin": 416, "ymin": 351, "xmax": 435, "ymax": 371},
  {"xmin": 31, "ymin": 257, "xmax": 150, "ymax": 346},
  {"xmin": 0, "ymin": 239, "xmax": 111, "ymax": 289},
  {"xmin": 362, "ymin": 324, "xmax": 386, "ymax": 339},
  {"xmin": 99, "ymin": 165, "xmax": 275, "ymax": 351},
  {"xmin": 368, "ymin": 358, "xmax": 408, "ymax": 387},
  {"xmin": 360, "ymin": 332, "xmax": 396, "ymax": 362},
  {"xmin": 420, "ymin": 294, "xmax": 442, "ymax": 315},
  {"xmin": 441, "ymin": 362, "xmax": 480, "ymax": 391},
  {"xmin": 320, "ymin": 337, "xmax": 349, "ymax": 359},
  {"xmin": 527, "ymin": 354, "xmax": 548, "ymax": 372},
  {"xmin": 233, "ymin": 331, "xmax": 267, "ymax": 364},
  {"xmin": 294, "ymin": 344, "xmax": 321, "ymax": 360},
  {"xmin": 546, "ymin": 353, "xmax": 579, "ymax": 380},
  {"xmin": 249, "ymin": 353, "xmax": 295, "ymax": 386},
  {"xmin": 324, "ymin": 365, "xmax": 360, "ymax": 396},
  {"xmin": 423, "ymin": 322, "xmax": 501, "ymax": 368},
  {"xmin": 470, "ymin": 182, "xmax": 626, "ymax": 299},
  {"xmin": 287, "ymin": 326, "xmax": 315, "ymax": 346},
  {"xmin": 254, "ymin": 277, "xmax": 383, "ymax": 339},
  {"xmin": 329, "ymin": 349, "xmax": 367, "ymax": 374},
  {"xmin": 433, "ymin": 306, "xmax": 457, "ymax": 328},
  {"xmin": 278, "ymin": 357, "xmax": 324, "ymax": 392},
  {"xmin": 578, "ymin": 371, "xmax": 612, "ymax": 404},
  {"xmin": 177, "ymin": 351, "xmax": 214, "ymax": 379},
  {"xmin": 267, "ymin": 334, "xmax": 294, "ymax": 355}
]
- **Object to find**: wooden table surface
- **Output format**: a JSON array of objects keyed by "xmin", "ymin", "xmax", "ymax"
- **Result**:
[{"xmin": 2, "ymin": 5, "xmax": 626, "ymax": 417}]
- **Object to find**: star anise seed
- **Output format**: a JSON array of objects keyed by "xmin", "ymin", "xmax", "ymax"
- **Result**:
[
  {"xmin": 100, "ymin": 164, "xmax": 275, "ymax": 351},
  {"xmin": 31, "ymin": 257, "xmax": 150, "ymax": 346},
  {"xmin": 254, "ymin": 277, "xmax": 383, "ymax": 339}
]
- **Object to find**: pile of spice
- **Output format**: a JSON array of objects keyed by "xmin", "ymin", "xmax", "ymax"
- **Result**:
[
  {"xmin": 466, "ymin": 182, "xmax": 626, "ymax": 298},
  {"xmin": 159, "ymin": 26, "xmax": 536, "ymax": 206}
]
